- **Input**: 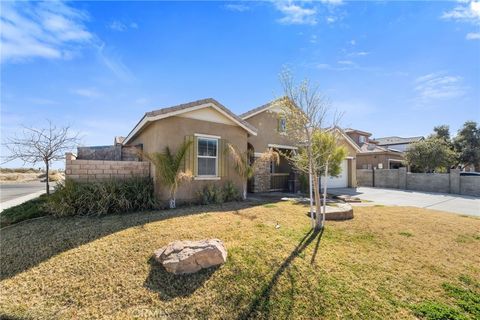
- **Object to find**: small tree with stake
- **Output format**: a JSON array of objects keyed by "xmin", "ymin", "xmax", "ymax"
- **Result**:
[
  {"xmin": 2, "ymin": 121, "xmax": 80, "ymax": 195},
  {"xmin": 279, "ymin": 69, "xmax": 342, "ymax": 230}
]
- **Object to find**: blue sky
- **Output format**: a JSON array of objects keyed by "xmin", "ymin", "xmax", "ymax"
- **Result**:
[{"xmin": 1, "ymin": 1, "xmax": 479, "ymax": 168}]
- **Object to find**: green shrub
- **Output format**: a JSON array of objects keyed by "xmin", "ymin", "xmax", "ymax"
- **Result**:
[
  {"xmin": 197, "ymin": 182, "xmax": 241, "ymax": 205},
  {"xmin": 0, "ymin": 194, "xmax": 48, "ymax": 228},
  {"xmin": 222, "ymin": 181, "xmax": 241, "ymax": 202},
  {"xmin": 44, "ymin": 177, "xmax": 157, "ymax": 216},
  {"xmin": 197, "ymin": 184, "xmax": 224, "ymax": 205}
]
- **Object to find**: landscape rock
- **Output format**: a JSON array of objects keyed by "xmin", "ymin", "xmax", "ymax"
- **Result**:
[{"xmin": 153, "ymin": 239, "xmax": 227, "ymax": 274}]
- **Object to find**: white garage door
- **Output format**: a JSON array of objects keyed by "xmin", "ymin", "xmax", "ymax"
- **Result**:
[{"xmin": 320, "ymin": 159, "xmax": 348, "ymax": 189}]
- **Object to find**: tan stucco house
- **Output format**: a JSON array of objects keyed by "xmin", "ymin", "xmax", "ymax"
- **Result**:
[
  {"xmin": 72, "ymin": 98, "xmax": 361, "ymax": 202},
  {"xmin": 345, "ymin": 128, "xmax": 405, "ymax": 169}
]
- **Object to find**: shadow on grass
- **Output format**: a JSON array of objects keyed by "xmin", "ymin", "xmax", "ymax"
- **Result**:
[
  {"xmin": 238, "ymin": 228, "xmax": 324, "ymax": 319},
  {"xmin": 0, "ymin": 199, "xmax": 278, "ymax": 281},
  {"xmin": 144, "ymin": 257, "xmax": 218, "ymax": 300}
]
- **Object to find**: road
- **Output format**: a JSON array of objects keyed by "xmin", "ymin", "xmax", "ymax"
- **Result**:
[
  {"xmin": 0, "ymin": 182, "xmax": 47, "ymax": 203},
  {"xmin": 328, "ymin": 187, "xmax": 480, "ymax": 216}
]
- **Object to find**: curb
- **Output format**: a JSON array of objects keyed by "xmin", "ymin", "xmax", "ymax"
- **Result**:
[{"xmin": 0, "ymin": 190, "xmax": 46, "ymax": 212}]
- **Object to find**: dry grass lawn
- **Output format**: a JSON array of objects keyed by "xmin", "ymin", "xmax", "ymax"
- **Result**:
[{"xmin": 0, "ymin": 200, "xmax": 479, "ymax": 319}]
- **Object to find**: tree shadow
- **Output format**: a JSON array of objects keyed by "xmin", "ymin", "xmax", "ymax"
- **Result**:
[
  {"xmin": 237, "ymin": 228, "xmax": 324, "ymax": 319},
  {"xmin": 143, "ymin": 256, "xmax": 218, "ymax": 300},
  {"xmin": 0, "ymin": 200, "xmax": 269, "ymax": 281}
]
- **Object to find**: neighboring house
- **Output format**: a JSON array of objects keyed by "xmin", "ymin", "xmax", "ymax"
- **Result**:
[
  {"xmin": 373, "ymin": 136, "xmax": 424, "ymax": 152},
  {"xmin": 345, "ymin": 129, "xmax": 405, "ymax": 170},
  {"xmin": 70, "ymin": 98, "xmax": 360, "ymax": 202}
]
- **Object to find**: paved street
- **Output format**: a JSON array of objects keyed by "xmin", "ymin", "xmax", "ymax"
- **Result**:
[
  {"xmin": 0, "ymin": 182, "xmax": 47, "ymax": 203},
  {"xmin": 328, "ymin": 187, "xmax": 480, "ymax": 216}
]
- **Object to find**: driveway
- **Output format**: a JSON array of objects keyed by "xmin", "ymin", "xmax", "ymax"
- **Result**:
[
  {"xmin": 328, "ymin": 187, "xmax": 480, "ymax": 216},
  {"xmin": 0, "ymin": 182, "xmax": 49, "ymax": 211}
]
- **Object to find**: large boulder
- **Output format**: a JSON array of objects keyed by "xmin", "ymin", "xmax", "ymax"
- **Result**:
[{"xmin": 154, "ymin": 239, "xmax": 227, "ymax": 274}]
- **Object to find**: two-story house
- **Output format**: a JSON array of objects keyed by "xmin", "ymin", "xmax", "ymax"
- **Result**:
[{"xmin": 71, "ymin": 98, "xmax": 360, "ymax": 202}]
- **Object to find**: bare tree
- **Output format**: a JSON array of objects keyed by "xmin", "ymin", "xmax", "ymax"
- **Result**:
[
  {"xmin": 2, "ymin": 121, "xmax": 80, "ymax": 195},
  {"xmin": 279, "ymin": 69, "xmax": 341, "ymax": 230}
]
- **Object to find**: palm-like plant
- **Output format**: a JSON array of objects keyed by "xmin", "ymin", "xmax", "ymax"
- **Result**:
[
  {"xmin": 227, "ymin": 143, "xmax": 279, "ymax": 199},
  {"xmin": 144, "ymin": 141, "xmax": 192, "ymax": 208}
]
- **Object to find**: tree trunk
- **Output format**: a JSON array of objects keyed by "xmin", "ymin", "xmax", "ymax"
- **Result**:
[
  {"xmin": 45, "ymin": 160, "xmax": 50, "ymax": 196},
  {"xmin": 308, "ymin": 150, "xmax": 315, "ymax": 228},
  {"xmin": 243, "ymin": 180, "xmax": 247, "ymax": 200},
  {"xmin": 312, "ymin": 172, "xmax": 322, "ymax": 230},
  {"xmin": 169, "ymin": 188, "xmax": 176, "ymax": 209},
  {"xmin": 322, "ymin": 162, "xmax": 329, "ymax": 228}
]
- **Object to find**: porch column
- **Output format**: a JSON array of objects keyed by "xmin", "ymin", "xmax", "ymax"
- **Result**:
[{"xmin": 253, "ymin": 155, "xmax": 271, "ymax": 193}]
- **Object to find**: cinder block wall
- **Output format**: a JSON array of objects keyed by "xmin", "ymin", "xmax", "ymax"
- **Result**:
[
  {"xmin": 356, "ymin": 168, "xmax": 480, "ymax": 197},
  {"xmin": 356, "ymin": 169, "xmax": 373, "ymax": 187},
  {"xmin": 65, "ymin": 153, "xmax": 149, "ymax": 181}
]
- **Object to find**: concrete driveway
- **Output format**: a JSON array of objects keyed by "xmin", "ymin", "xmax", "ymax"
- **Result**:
[{"xmin": 328, "ymin": 187, "xmax": 480, "ymax": 216}]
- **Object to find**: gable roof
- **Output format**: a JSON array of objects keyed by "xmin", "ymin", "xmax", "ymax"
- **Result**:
[
  {"xmin": 123, "ymin": 98, "xmax": 257, "ymax": 144},
  {"xmin": 240, "ymin": 97, "xmax": 288, "ymax": 120},
  {"xmin": 374, "ymin": 136, "xmax": 424, "ymax": 146},
  {"xmin": 358, "ymin": 142, "xmax": 402, "ymax": 154},
  {"xmin": 344, "ymin": 128, "xmax": 372, "ymax": 137},
  {"xmin": 327, "ymin": 127, "xmax": 362, "ymax": 153}
]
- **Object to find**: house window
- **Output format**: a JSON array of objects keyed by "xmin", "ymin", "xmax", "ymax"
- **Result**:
[
  {"xmin": 197, "ymin": 137, "xmax": 218, "ymax": 176},
  {"xmin": 278, "ymin": 118, "xmax": 287, "ymax": 133},
  {"xmin": 359, "ymin": 135, "xmax": 366, "ymax": 143}
]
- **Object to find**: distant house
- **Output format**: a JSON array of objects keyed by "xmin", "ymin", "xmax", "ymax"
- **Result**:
[
  {"xmin": 373, "ymin": 136, "xmax": 424, "ymax": 152},
  {"xmin": 345, "ymin": 129, "xmax": 405, "ymax": 170}
]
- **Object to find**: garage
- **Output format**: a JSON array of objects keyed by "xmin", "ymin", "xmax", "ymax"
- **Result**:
[{"xmin": 320, "ymin": 159, "xmax": 348, "ymax": 189}]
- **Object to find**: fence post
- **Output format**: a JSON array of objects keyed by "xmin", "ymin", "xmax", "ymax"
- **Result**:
[{"xmin": 449, "ymin": 169, "xmax": 460, "ymax": 194}]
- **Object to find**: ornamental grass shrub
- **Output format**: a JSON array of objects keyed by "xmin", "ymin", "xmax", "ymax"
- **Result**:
[{"xmin": 44, "ymin": 177, "xmax": 157, "ymax": 216}]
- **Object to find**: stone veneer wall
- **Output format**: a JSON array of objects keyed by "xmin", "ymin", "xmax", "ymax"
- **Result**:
[
  {"xmin": 253, "ymin": 158, "xmax": 271, "ymax": 193},
  {"xmin": 356, "ymin": 168, "xmax": 480, "ymax": 197},
  {"xmin": 65, "ymin": 153, "xmax": 149, "ymax": 181}
]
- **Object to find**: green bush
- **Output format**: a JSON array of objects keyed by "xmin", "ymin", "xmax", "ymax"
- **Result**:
[
  {"xmin": 44, "ymin": 177, "xmax": 157, "ymax": 216},
  {"xmin": 0, "ymin": 194, "xmax": 48, "ymax": 228},
  {"xmin": 222, "ymin": 181, "xmax": 242, "ymax": 202},
  {"xmin": 197, "ymin": 184, "xmax": 224, "ymax": 205},
  {"xmin": 197, "ymin": 182, "xmax": 241, "ymax": 205}
]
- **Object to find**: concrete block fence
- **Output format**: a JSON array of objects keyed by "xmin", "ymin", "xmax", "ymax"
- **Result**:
[
  {"xmin": 65, "ymin": 153, "xmax": 150, "ymax": 181},
  {"xmin": 356, "ymin": 167, "xmax": 480, "ymax": 197}
]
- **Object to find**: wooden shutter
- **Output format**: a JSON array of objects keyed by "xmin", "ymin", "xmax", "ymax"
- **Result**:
[
  {"xmin": 184, "ymin": 135, "xmax": 196, "ymax": 175},
  {"xmin": 218, "ymin": 139, "xmax": 228, "ymax": 178}
]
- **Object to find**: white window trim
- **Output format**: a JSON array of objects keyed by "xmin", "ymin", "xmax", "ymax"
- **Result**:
[
  {"xmin": 194, "ymin": 133, "xmax": 221, "ymax": 139},
  {"xmin": 196, "ymin": 135, "xmax": 219, "ymax": 178}
]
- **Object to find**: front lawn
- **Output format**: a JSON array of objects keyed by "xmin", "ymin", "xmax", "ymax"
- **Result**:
[{"xmin": 0, "ymin": 201, "xmax": 479, "ymax": 319}]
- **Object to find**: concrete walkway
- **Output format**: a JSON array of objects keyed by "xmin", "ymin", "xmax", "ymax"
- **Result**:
[{"xmin": 328, "ymin": 187, "xmax": 480, "ymax": 216}]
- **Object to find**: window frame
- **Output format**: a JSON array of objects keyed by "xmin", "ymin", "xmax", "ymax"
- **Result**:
[{"xmin": 196, "ymin": 135, "xmax": 219, "ymax": 179}]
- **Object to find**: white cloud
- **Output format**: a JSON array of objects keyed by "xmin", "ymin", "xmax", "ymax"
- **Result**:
[
  {"xmin": 108, "ymin": 20, "xmax": 138, "ymax": 31},
  {"xmin": 224, "ymin": 4, "xmax": 250, "ymax": 12},
  {"xmin": 275, "ymin": 2, "xmax": 317, "ymax": 25},
  {"xmin": 71, "ymin": 88, "xmax": 102, "ymax": 98},
  {"xmin": 326, "ymin": 16, "xmax": 337, "ymax": 24},
  {"xmin": 466, "ymin": 32, "xmax": 480, "ymax": 39},
  {"xmin": 96, "ymin": 43, "xmax": 133, "ymax": 81},
  {"xmin": 441, "ymin": 0, "xmax": 480, "ymax": 24},
  {"xmin": 309, "ymin": 34, "xmax": 317, "ymax": 43},
  {"xmin": 413, "ymin": 72, "xmax": 466, "ymax": 105},
  {"xmin": 0, "ymin": 1, "xmax": 92, "ymax": 63},
  {"xmin": 337, "ymin": 60, "xmax": 354, "ymax": 65},
  {"xmin": 320, "ymin": 0, "xmax": 343, "ymax": 5}
]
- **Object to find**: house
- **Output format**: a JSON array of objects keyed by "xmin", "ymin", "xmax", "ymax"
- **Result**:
[
  {"xmin": 373, "ymin": 136, "xmax": 424, "ymax": 152},
  {"xmin": 345, "ymin": 129, "xmax": 405, "ymax": 169},
  {"xmin": 70, "ymin": 98, "xmax": 360, "ymax": 202}
]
